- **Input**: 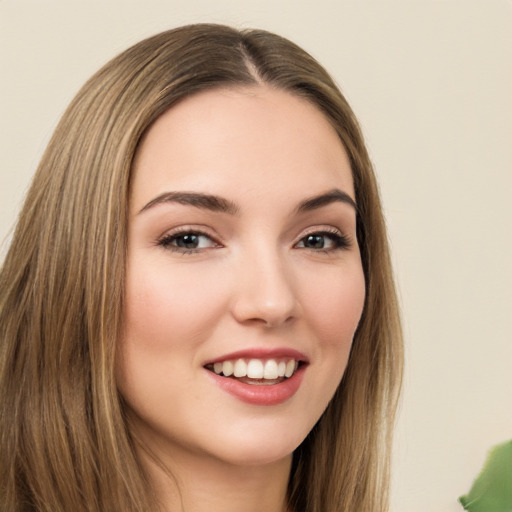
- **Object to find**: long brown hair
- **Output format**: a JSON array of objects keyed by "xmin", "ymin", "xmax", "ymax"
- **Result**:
[{"xmin": 0, "ymin": 24, "xmax": 402, "ymax": 511}]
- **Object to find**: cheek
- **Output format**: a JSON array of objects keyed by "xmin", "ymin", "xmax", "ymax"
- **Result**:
[
  {"xmin": 291, "ymin": 262, "xmax": 365, "ymax": 436},
  {"xmin": 122, "ymin": 259, "xmax": 228, "ymax": 351},
  {"xmin": 117, "ymin": 262, "xmax": 222, "ymax": 422},
  {"xmin": 303, "ymin": 265, "xmax": 366, "ymax": 346}
]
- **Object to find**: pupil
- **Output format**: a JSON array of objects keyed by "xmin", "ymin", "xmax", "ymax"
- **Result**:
[
  {"xmin": 306, "ymin": 235, "xmax": 324, "ymax": 249},
  {"xmin": 177, "ymin": 234, "xmax": 198, "ymax": 249}
]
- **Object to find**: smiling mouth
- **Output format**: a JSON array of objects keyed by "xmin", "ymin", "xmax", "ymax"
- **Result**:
[{"xmin": 204, "ymin": 358, "xmax": 302, "ymax": 385}]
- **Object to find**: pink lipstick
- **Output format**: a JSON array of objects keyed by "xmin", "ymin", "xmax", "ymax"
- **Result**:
[{"xmin": 203, "ymin": 348, "xmax": 308, "ymax": 406}]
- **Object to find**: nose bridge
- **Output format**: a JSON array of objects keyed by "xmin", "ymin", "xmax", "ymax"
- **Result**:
[{"xmin": 231, "ymin": 240, "xmax": 298, "ymax": 327}]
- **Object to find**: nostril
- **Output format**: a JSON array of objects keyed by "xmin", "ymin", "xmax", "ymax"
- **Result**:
[{"xmin": 231, "ymin": 298, "xmax": 297, "ymax": 328}]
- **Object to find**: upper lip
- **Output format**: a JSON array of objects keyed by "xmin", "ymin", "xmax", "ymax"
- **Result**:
[{"xmin": 203, "ymin": 347, "xmax": 309, "ymax": 366}]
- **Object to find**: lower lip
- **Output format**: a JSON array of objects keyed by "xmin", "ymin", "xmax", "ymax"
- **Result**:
[{"xmin": 206, "ymin": 365, "xmax": 306, "ymax": 406}]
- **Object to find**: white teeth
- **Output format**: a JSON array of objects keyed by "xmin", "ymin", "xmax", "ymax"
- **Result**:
[
  {"xmin": 210, "ymin": 358, "xmax": 300, "ymax": 380},
  {"xmin": 285, "ymin": 360, "xmax": 295, "ymax": 378},
  {"xmin": 222, "ymin": 360, "xmax": 234, "ymax": 377},
  {"xmin": 233, "ymin": 359, "xmax": 247, "ymax": 377},
  {"xmin": 263, "ymin": 359, "xmax": 279, "ymax": 379},
  {"xmin": 247, "ymin": 359, "xmax": 264, "ymax": 379}
]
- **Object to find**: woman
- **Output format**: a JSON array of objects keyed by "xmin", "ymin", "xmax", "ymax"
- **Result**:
[{"xmin": 0, "ymin": 24, "xmax": 403, "ymax": 512}]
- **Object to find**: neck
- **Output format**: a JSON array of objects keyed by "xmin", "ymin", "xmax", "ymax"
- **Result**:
[{"xmin": 138, "ymin": 442, "xmax": 292, "ymax": 512}]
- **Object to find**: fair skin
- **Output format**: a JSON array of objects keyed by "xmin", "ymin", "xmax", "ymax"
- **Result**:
[{"xmin": 117, "ymin": 86, "xmax": 366, "ymax": 512}]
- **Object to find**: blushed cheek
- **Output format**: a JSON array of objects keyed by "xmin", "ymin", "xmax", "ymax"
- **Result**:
[
  {"xmin": 311, "ymin": 271, "xmax": 366, "ymax": 346},
  {"xmin": 122, "ymin": 264, "xmax": 230, "ymax": 352},
  {"xmin": 123, "ymin": 276, "xmax": 173, "ymax": 349}
]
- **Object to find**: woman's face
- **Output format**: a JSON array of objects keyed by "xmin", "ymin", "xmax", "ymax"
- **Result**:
[{"xmin": 117, "ymin": 86, "xmax": 366, "ymax": 468}]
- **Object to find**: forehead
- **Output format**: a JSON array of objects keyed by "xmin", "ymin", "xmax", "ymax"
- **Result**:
[{"xmin": 131, "ymin": 86, "xmax": 354, "ymax": 211}]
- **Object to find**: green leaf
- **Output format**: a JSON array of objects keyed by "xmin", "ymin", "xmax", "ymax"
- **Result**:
[{"xmin": 459, "ymin": 440, "xmax": 512, "ymax": 512}]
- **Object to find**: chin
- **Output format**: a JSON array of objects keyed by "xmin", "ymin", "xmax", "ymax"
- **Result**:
[
  {"xmin": 204, "ymin": 422, "xmax": 308, "ymax": 468},
  {"xmin": 214, "ymin": 446, "xmax": 294, "ymax": 468}
]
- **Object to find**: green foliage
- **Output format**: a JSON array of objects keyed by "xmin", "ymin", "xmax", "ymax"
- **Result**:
[{"xmin": 459, "ymin": 440, "xmax": 512, "ymax": 512}]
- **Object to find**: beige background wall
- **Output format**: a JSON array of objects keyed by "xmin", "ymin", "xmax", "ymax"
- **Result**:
[{"xmin": 1, "ymin": 1, "xmax": 511, "ymax": 510}]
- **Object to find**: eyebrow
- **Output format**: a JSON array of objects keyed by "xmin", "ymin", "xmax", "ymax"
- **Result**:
[
  {"xmin": 138, "ymin": 191, "xmax": 239, "ymax": 215},
  {"xmin": 295, "ymin": 188, "xmax": 357, "ymax": 213},
  {"xmin": 138, "ymin": 188, "xmax": 356, "ymax": 216}
]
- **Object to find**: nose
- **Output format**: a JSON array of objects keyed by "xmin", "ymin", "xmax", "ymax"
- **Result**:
[{"xmin": 230, "ymin": 248, "xmax": 299, "ymax": 328}]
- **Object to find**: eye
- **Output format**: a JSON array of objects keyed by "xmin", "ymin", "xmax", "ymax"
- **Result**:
[
  {"xmin": 157, "ymin": 230, "xmax": 219, "ymax": 253},
  {"xmin": 295, "ymin": 231, "xmax": 351, "ymax": 251}
]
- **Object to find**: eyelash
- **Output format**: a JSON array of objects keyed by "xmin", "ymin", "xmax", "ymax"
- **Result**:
[
  {"xmin": 296, "ymin": 229, "xmax": 352, "ymax": 253},
  {"xmin": 156, "ymin": 228, "xmax": 351, "ymax": 255},
  {"xmin": 157, "ymin": 229, "xmax": 219, "ymax": 255}
]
